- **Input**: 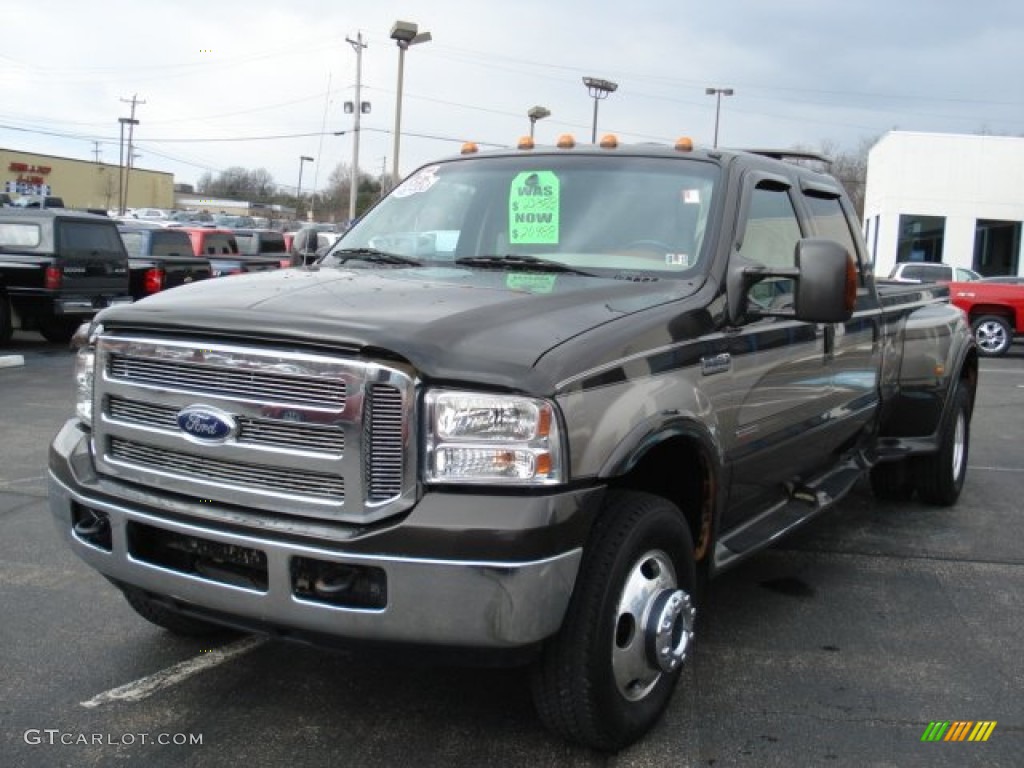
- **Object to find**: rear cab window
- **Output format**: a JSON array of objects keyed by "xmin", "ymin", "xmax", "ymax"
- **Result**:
[
  {"xmin": 57, "ymin": 221, "xmax": 125, "ymax": 258},
  {"xmin": 0, "ymin": 222, "xmax": 41, "ymax": 248}
]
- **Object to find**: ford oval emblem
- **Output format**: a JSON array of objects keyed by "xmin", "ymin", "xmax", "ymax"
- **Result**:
[{"xmin": 176, "ymin": 405, "xmax": 237, "ymax": 443}]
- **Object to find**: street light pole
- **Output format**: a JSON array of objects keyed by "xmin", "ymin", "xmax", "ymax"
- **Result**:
[
  {"xmin": 390, "ymin": 20, "xmax": 431, "ymax": 186},
  {"xmin": 346, "ymin": 32, "xmax": 367, "ymax": 224},
  {"xmin": 705, "ymin": 87, "xmax": 734, "ymax": 148},
  {"xmin": 296, "ymin": 155, "xmax": 313, "ymax": 220},
  {"xmin": 582, "ymin": 77, "xmax": 618, "ymax": 143},
  {"xmin": 527, "ymin": 105, "xmax": 551, "ymax": 139}
]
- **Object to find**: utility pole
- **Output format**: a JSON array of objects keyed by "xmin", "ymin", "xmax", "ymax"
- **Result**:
[
  {"xmin": 118, "ymin": 94, "xmax": 144, "ymax": 214},
  {"xmin": 346, "ymin": 32, "xmax": 367, "ymax": 224},
  {"xmin": 92, "ymin": 142, "xmax": 102, "ymax": 163}
]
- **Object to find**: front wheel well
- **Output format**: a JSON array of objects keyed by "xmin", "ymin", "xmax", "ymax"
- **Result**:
[{"xmin": 607, "ymin": 436, "xmax": 716, "ymax": 566}]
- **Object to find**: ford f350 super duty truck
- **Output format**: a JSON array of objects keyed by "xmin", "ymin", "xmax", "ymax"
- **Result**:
[{"xmin": 49, "ymin": 138, "xmax": 977, "ymax": 751}]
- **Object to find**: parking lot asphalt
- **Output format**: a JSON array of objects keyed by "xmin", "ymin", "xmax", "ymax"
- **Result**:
[{"xmin": 1, "ymin": 331, "xmax": 1022, "ymax": 768}]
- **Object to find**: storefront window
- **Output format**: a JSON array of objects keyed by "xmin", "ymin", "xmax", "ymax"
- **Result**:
[{"xmin": 897, "ymin": 214, "xmax": 945, "ymax": 262}]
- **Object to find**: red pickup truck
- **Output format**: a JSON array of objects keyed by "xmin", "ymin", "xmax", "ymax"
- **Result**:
[{"xmin": 948, "ymin": 280, "xmax": 1024, "ymax": 356}]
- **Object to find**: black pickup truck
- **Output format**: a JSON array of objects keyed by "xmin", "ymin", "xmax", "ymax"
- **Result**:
[
  {"xmin": 116, "ymin": 223, "xmax": 213, "ymax": 300},
  {"xmin": 49, "ymin": 140, "xmax": 977, "ymax": 750},
  {"xmin": 0, "ymin": 209, "xmax": 131, "ymax": 343}
]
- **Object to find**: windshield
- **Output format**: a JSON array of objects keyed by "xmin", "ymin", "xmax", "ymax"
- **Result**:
[{"xmin": 324, "ymin": 154, "xmax": 720, "ymax": 276}]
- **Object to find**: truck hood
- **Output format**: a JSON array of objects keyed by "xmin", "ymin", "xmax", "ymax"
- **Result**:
[{"xmin": 98, "ymin": 265, "xmax": 701, "ymax": 390}]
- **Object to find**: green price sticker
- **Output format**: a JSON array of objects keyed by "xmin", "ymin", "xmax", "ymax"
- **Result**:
[
  {"xmin": 509, "ymin": 171, "xmax": 560, "ymax": 245},
  {"xmin": 506, "ymin": 273, "xmax": 557, "ymax": 294}
]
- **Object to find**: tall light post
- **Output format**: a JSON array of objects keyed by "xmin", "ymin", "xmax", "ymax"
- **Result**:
[
  {"xmin": 705, "ymin": 87, "xmax": 734, "ymax": 148},
  {"xmin": 390, "ymin": 20, "xmax": 431, "ymax": 186},
  {"xmin": 527, "ymin": 106, "xmax": 551, "ymax": 139},
  {"xmin": 346, "ymin": 32, "xmax": 368, "ymax": 224},
  {"xmin": 296, "ymin": 155, "xmax": 313, "ymax": 220},
  {"xmin": 582, "ymin": 77, "xmax": 618, "ymax": 143}
]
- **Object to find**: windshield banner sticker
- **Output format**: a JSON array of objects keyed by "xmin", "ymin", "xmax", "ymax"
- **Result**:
[
  {"xmin": 509, "ymin": 171, "xmax": 559, "ymax": 244},
  {"xmin": 392, "ymin": 165, "xmax": 439, "ymax": 198}
]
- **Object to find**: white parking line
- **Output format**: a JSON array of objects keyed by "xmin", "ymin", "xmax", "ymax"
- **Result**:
[
  {"xmin": 0, "ymin": 355, "xmax": 25, "ymax": 369},
  {"xmin": 80, "ymin": 635, "xmax": 267, "ymax": 708}
]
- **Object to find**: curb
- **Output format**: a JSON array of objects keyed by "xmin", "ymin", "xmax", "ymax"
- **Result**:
[{"xmin": 0, "ymin": 355, "xmax": 25, "ymax": 369}]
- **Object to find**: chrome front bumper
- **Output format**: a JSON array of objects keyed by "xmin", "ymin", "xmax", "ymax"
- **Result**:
[{"xmin": 48, "ymin": 420, "xmax": 586, "ymax": 649}]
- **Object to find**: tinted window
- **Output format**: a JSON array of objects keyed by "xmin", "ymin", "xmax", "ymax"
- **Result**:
[
  {"xmin": 150, "ymin": 231, "xmax": 193, "ymax": 257},
  {"xmin": 119, "ymin": 231, "xmax": 145, "ymax": 257},
  {"xmin": 203, "ymin": 234, "xmax": 238, "ymax": 255},
  {"xmin": 59, "ymin": 221, "xmax": 124, "ymax": 254},
  {"xmin": 740, "ymin": 185, "xmax": 802, "ymax": 269},
  {"xmin": 804, "ymin": 193, "xmax": 858, "ymax": 259},
  {"xmin": 739, "ymin": 184, "xmax": 802, "ymax": 308}
]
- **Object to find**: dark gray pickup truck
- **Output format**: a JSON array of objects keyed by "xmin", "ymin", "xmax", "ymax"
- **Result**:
[
  {"xmin": 0, "ymin": 209, "xmax": 131, "ymax": 343},
  {"xmin": 49, "ymin": 141, "xmax": 977, "ymax": 750}
]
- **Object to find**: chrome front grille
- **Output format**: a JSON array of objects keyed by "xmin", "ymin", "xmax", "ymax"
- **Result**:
[
  {"xmin": 93, "ymin": 335, "xmax": 417, "ymax": 523},
  {"xmin": 109, "ymin": 438, "xmax": 345, "ymax": 501},
  {"xmin": 108, "ymin": 396, "xmax": 345, "ymax": 455},
  {"xmin": 366, "ymin": 385, "xmax": 405, "ymax": 502},
  {"xmin": 108, "ymin": 353, "xmax": 346, "ymax": 408}
]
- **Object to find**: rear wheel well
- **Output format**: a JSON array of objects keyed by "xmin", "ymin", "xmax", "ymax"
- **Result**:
[{"xmin": 607, "ymin": 437, "xmax": 715, "ymax": 567}]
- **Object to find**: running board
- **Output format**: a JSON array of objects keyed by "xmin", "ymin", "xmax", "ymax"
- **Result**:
[{"xmin": 714, "ymin": 458, "xmax": 866, "ymax": 570}]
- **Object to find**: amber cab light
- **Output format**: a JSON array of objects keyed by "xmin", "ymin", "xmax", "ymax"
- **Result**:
[
  {"xmin": 556, "ymin": 134, "xmax": 576, "ymax": 149},
  {"xmin": 460, "ymin": 142, "xmax": 479, "ymax": 154},
  {"xmin": 599, "ymin": 134, "xmax": 619, "ymax": 149},
  {"xmin": 517, "ymin": 136, "xmax": 535, "ymax": 150}
]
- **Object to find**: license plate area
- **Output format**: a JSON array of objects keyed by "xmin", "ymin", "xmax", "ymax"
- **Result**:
[{"xmin": 126, "ymin": 521, "xmax": 268, "ymax": 592}]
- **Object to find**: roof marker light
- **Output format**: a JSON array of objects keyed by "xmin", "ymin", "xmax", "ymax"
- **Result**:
[
  {"xmin": 460, "ymin": 142, "xmax": 479, "ymax": 154},
  {"xmin": 517, "ymin": 136, "xmax": 536, "ymax": 150},
  {"xmin": 675, "ymin": 137, "xmax": 695, "ymax": 152},
  {"xmin": 556, "ymin": 134, "xmax": 576, "ymax": 149},
  {"xmin": 599, "ymin": 134, "xmax": 619, "ymax": 149}
]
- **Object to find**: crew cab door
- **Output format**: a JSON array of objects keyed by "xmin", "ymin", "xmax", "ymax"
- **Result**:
[
  {"xmin": 719, "ymin": 174, "xmax": 848, "ymax": 528},
  {"xmin": 798, "ymin": 182, "xmax": 882, "ymax": 448}
]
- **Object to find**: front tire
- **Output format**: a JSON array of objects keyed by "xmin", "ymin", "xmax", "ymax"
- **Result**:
[
  {"xmin": 972, "ymin": 314, "xmax": 1012, "ymax": 357},
  {"xmin": 531, "ymin": 490, "xmax": 696, "ymax": 751},
  {"xmin": 913, "ymin": 382, "xmax": 971, "ymax": 506}
]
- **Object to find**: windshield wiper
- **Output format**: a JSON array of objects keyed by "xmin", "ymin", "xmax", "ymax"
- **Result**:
[
  {"xmin": 454, "ymin": 254, "xmax": 594, "ymax": 276},
  {"xmin": 331, "ymin": 248, "xmax": 422, "ymax": 266}
]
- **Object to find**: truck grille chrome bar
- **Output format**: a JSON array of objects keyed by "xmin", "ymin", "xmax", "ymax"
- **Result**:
[{"xmin": 92, "ymin": 335, "xmax": 417, "ymax": 523}]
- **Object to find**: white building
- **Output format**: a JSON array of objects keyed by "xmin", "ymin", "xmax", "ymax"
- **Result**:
[{"xmin": 863, "ymin": 131, "xmax": 1024, "ymax": 278}]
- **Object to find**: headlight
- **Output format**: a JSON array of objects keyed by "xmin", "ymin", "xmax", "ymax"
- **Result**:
[
  {"xmin": 424, "ymin": 390, "xmax": 565, "ymax": 485},
  {"xmin": 72, "ymin": 322, "xmax": 98, "ymax": 427}
]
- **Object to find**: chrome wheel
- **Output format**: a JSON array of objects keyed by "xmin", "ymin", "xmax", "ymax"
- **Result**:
[
  {"xmin": 612, "ymin": 550, "xmax": 695, "ymax": 701},
  {"xmin": 973, "ymin": 316, "xmax": 1011, "ymax": 356},
  {"xmin": 951, "ymin": 406, "xmax": 966, "ymax": 482}
]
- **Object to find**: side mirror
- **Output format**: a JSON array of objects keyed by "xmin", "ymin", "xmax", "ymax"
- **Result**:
[
  {"xmin": 727, "ymin": 238, "xmax": 857, "ymax": 325},
  {"xmin": 792, "ymin": 238, "xmax": 858, "ymax": 323}
]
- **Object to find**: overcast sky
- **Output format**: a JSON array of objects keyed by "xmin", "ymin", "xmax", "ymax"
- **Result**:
[{"xmin": 2, "ymin": 0, "xmax": 1022, "ymax": 198}]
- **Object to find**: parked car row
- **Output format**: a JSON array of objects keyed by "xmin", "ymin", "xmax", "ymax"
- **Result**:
[{"xmin": 0, "ymin": 208, "xmax": 300, "ymax": 344}]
